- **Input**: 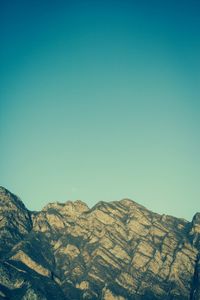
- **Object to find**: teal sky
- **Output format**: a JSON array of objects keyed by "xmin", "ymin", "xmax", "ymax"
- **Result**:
[{"xmin": 1, "ymin": 1, "xmax": 200, "ymax": 220}]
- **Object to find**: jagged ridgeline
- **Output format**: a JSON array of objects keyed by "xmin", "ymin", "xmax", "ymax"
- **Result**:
[{"xmin": 0, "ymin": 186, "xmax": 200, "ymax": 300}]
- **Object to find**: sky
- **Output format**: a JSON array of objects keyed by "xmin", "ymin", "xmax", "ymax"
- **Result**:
[{"xmin": 1, "ymin": 0, "xmax": 200, "ymax": 220}]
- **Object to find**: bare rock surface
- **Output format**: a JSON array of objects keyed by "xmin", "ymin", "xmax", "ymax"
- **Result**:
[{"xmin": 0, "ymin": 186, "xmax": 199, "ymax": 299}]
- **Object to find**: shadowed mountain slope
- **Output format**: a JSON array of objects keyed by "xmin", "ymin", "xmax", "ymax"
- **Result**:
[{"xmin": 0, "ymin": 187, "xmax": 199, "ymax": 300}]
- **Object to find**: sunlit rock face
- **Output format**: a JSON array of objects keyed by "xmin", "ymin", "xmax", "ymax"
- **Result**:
[
  {"xmin": 0, "ymin": 187, "xmax": 199, "ymax": 300},
  {"xmin": 0, "ymin": 187, "xmax": 32, "ymax": 257}
]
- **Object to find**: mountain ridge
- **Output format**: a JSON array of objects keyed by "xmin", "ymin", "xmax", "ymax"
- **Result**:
[{"xmin": 0, "ymin": 186, "xmax": 199, "ymax": 299}]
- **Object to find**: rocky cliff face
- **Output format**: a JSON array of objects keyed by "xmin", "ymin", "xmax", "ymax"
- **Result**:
[{"xmin": 0, "ymin": 186, "xmax": 199, "ymax": 300}]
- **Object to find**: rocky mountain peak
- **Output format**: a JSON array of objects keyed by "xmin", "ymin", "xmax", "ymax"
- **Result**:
[
  {"xmin": 192, "ymin": 213, "xmax": 200, "ymax": 226},
  {"xmin": 0, "ymin": 187, "xmax": 200, "ymax": 300},
  {"xmin": 189, "ymin": 213, "xmax": 200, "ymax": 250},
  {"xmin": 0, "ymin": 186, "xmax": 26, "ymax": 211},
  {"xmin": 0, "ymin": 187, "xmax": 32, "ymax": 258}
]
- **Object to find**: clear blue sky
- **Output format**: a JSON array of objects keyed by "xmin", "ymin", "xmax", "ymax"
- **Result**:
[{"xmin": 1, "ymin": 0, "xmax": 200, "ymax": 220}]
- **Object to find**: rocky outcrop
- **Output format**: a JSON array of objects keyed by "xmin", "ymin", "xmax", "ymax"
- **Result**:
[
  {"xmin": 0, "ymin": 186, "xmax": 199, "ymax": 300},
  {"xmin": 189, "ymin": 213, "xmax": 200, "ymax": 300},
  {"xmin": 0, "ymin": 187, "xmax": 32, "ymax": 257}
]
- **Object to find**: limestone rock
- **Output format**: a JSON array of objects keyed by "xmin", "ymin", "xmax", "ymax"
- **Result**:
[
  {"xmin": 0, "ymin": 187, "xmax": 32, "ymax": 257},
  {"xmin": 0, "ymin": 187, "xmax": 200, "ymax": 300}
]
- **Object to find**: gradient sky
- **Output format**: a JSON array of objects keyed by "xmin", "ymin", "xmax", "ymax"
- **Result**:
[{"xmin": 1, "ymin": 0, "xmax": 200, "ymax": 220}]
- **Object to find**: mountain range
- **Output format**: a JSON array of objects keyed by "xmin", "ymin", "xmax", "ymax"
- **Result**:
[{"xmin": 0, "ymin": 186, "xmax": 199, "ymax": 299}]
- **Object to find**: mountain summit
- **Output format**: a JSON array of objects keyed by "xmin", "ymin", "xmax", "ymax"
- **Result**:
[{"xmin": 0, "ymin": 187, "xmax": 199, "ymax": 300}]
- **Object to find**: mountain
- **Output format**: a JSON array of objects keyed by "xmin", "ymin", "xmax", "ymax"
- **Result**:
[{"xmin": 0, "ymin": 186, "xmax": 199, "ymax": 300}]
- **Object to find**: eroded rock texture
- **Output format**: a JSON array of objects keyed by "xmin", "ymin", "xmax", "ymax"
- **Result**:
[{"xmin": 0, "ymin": 186, "xmax": 199, "ymax": 300}]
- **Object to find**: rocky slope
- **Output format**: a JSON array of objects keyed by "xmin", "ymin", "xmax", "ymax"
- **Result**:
[{"xmin": 0, "ymin": 186, "xmax": 199, "ymax": 300}]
